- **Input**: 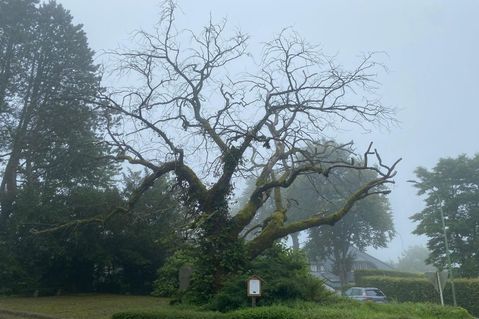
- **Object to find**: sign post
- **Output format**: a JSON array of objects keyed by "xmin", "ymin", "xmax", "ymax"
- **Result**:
[
  {"xmin": 425, "ymin": 271, "xmax": 448, "ymax": 306},
  {"xmin": 247, "ymin": 275, "xmax": 262, "ymax": 307}
]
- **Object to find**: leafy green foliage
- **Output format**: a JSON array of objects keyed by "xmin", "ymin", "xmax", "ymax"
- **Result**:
[
  {"xmin": 13, "ymin": 188, "xmax": 123, "ymax": 294},
  {"xmin": 153, "ymin": 243, "xmax": 331, "ymax": 311},
  {"xmin": 411, "ymin": 154, "xmax": 479, "ymax": 277},
  {"xmin": 1, "ymin": 173, "xmax": 183, "ymax": 295},
  {"xmin": 0, "ymin": 0, "xmax": 188, "ymax": 296},
  {"xmin": 354, "ymin": 269, "xmax": 424, "ymax": 282},
  {"xmin": 188, "ymin": 227, "xmax": 247, "ymax": 305},
  {"xmin": 228, "ymin": 306, "xmax": 301, "ymax": 319},
  {"xmin": 208, "ymin": 244, "xmax": 332, "ymax": 312},
  {"xmin": 113, "ymin": 309, "xmax": 225, "ymax": 319},
  {"xmin": 0, "ymin": 0, "xmax": 116, "ymax": 295},
  {"xmin": 356, "ymin": 275, "xmax": 437, "ymax": 303},
  {"xmin": 153, "ymin": 249, "xmax": 197, "ymax": 297},
  {"xmin": 0, "ymin": 0, "xmax": 109, "ymax": 205},
  {"xmin": 112, "ymin": 301, "xmax": 473, "ymax": 319}
]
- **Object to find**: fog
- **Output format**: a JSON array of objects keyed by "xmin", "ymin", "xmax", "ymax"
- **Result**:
[{"xmin": 56, "ymin": 0, "xmax": 479, "ymax": 261}]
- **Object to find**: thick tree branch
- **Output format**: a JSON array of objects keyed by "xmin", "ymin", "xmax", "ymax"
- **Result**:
[{"xmin": 245, "ymin": 157, "xmax": 400, "ymax": 258}]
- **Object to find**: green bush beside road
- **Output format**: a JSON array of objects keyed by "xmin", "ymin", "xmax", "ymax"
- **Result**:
[
  {"xmin": 112, "ymin": 301, "xmax": 473, "ymax": 319},
  {"xmin": 354, "ymin": 269, "xmax": 424, "ymax": 282}
]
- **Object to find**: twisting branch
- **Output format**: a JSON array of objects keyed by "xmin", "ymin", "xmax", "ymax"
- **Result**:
[
  {"xmin": 245, "ymin": 155, "xmax": 401, "ymax": 258},
  {"xmin": 89, "ymin": 1, "xmax": 401, "ymax": 261},
  {"xmin": 32, "ymin": 160, "xmax": 179, "ymax": 234}
]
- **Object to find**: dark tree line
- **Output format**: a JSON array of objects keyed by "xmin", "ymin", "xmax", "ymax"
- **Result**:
[{"xmin": 0, "ymin": 0, "xmax": 184, "ymax": 295}]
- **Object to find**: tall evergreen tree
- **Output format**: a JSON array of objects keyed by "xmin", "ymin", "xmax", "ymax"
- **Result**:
[{"xmin": 0, "ymin": 1, "xmax": 122, "ymax": 294}]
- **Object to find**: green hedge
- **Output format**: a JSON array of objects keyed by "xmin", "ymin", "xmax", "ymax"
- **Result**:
[
  {"xmin": 354, "ymin": 269, "xmax": 424, "ymax": 283},
  {"xmin": 355, "ymin": 275, "xmax": 436, "ymax": 303},
  {"xmin": 356, "ymin": 275, "xmax": 479, "ymax": 316},
  {"xmin": 112, "ymin": 309, "xmax": 225, "ymax": 319},
  {"xmin": 112, "ymin": 302, "xmax": 473, "ymax": 319},
  {"xmin": 452, "ymin": 278, "xmax": 479, "ymax": 318},
  {"xmin": 228, "ymin": 306, "xmax": 301, "ymax": 319},
  {"xmin": 111, "ymin": 306, "xmax": 300, "ymax": 319}
]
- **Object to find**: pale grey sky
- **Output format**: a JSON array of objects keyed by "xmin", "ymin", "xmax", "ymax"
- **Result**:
[{"xmin": 57, "ymin": 0, "xmax": 479, "ymax": 261}]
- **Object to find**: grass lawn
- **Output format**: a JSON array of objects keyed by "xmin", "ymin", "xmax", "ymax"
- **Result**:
[{"xmin": 0, "ymin": 294, "xmax": 168, "ymax": 319}]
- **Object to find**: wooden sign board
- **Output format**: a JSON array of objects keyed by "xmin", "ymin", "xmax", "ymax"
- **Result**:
[{"xmin": 247, "ymin": 276, "xmax": 262, "ymax": 297}]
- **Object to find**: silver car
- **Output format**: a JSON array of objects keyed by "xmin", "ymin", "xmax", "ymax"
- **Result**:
[{"xmin": 344, "ymin": 287, "xmax": 387, "ymax": 303}]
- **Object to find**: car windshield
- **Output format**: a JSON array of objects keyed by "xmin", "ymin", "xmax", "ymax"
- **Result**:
[
  {"xmin": 366, "ymin": 289, "xmax": 384, "ymax": 297},
  {"xmin": 350, "ymin": 288, "xmax": 363, "ymax": 296}
]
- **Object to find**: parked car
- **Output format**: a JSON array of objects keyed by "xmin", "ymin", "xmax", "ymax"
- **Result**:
[{"xmin": 343, "ymin": 287, "xmax": 387, "ymax": 303}]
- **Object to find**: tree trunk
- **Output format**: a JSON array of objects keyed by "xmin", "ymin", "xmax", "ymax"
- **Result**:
[
  {"xmin": 194, "ymin": 194, "xmax": 246, "ymax": 297},
  {"xmin": 0, "ymin": 150, "xmax": 20, "ymax": 223},
  {"xmin": 291, "ymin": 232, "xmax": 300, "ymax": 250},
  {"xmin": 338, "ymin": 259, "xmax": 347, "ymax": 290},
  {"xmin": 0, "ymin": 55, "xmax": 40, "ymax": 224},
  {"xmin": 332, "ymin": 246, "xmax": 349, "ymax": 291},
  {"xmin": 0, "ymin": 38, "xmax": 14, "ymax": 108}
]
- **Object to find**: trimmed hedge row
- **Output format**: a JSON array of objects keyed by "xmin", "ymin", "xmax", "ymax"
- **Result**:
[
  {"xmin": 112, "ymin": 302, "xmax": 473, "ymax": 319},
  {"xmin": 354, "ymin": 269, "xmax": 424, "ymax": 283},
  {"xmin": 356, "ymin": 275, "xmax": 479, "ymax": 316},
  {"xmin": 111, "ymin": 306, "xmax": 300, "ymax": 319},
  {"xmin": 111, "ymin": 309, "xmax": 224, "ymax": 319},
  {"xmin": 452, "ymin": 278, "xmax": 479, "ymax": 317},
  {"xmin": 355, "ymin": 275, "xmax": 436, "ymax": 303}
]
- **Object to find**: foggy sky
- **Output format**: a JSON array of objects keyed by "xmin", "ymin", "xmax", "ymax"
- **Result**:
[{"xmin": 56, "ymin": 0, "xmax": 479, "ymax": 261}]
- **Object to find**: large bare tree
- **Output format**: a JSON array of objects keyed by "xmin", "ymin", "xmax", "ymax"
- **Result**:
[{"xmin": 95, "ymin": 2, "xmax": 400, "ymax": 292}]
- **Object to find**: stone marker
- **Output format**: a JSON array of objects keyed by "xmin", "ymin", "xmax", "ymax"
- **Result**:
[{"xmin": 179, "ymin": 265, "xmax": 193, "ymax": 291}]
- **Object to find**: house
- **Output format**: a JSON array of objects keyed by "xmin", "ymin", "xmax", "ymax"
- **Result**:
[{"xmin": 309, "ymin": 246, "xmax": 394, "ymax": 291}]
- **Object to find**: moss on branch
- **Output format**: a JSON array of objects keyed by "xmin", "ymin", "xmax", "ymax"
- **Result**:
[{"xmin": 245, "ymin": 175, "xmax": 392, "ymax": 258}]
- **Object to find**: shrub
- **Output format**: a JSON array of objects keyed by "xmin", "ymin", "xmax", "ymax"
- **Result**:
[
  {"xmin": 209, "ymin": 244, "xmax": 332, "ymax": 311},
  {"xmin": 112, "ymin": 302, "xmax": 473, "ymax": 319},
  {"xmin": 152, "ymin": 249, "xmax": 196, "ymax": 297},
  {"xmin": 112, "ymin": 307, "xmax": 302, "ymax": 319},
  {"xmin": 228, "ymin": 306, "xmax": 301, "ymax": 319},
  {"xmin": 154, "ymin": 243, "xmax": 332, "ymax": 311},
  {"xmin": 356, "ymin": 275, "xmax": 436, "ymax": 303},
  {"xmin": 112, "ymin": 309, "xmax": 225, "ymax": 319},
  {"xmin": 445, "ymin": 278, "xmax": 479, "ymax": 317}
]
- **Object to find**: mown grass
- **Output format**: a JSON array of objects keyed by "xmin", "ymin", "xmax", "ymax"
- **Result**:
[
  {"xmin": 0, "ymin": 295, "xmax": 473, "ymax": 319},
  {"xmin": 0, "ymin": 294, "xmax": 168, "ymax": 319}
]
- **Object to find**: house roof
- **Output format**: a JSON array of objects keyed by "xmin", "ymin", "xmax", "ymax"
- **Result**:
[
  {"xmin": 310, "ymin": 246, "xmax": 394, "ymax": 271},
  {"xmin": 349, "ymin": 246, "xmax": 394, "ymax": 270}
]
